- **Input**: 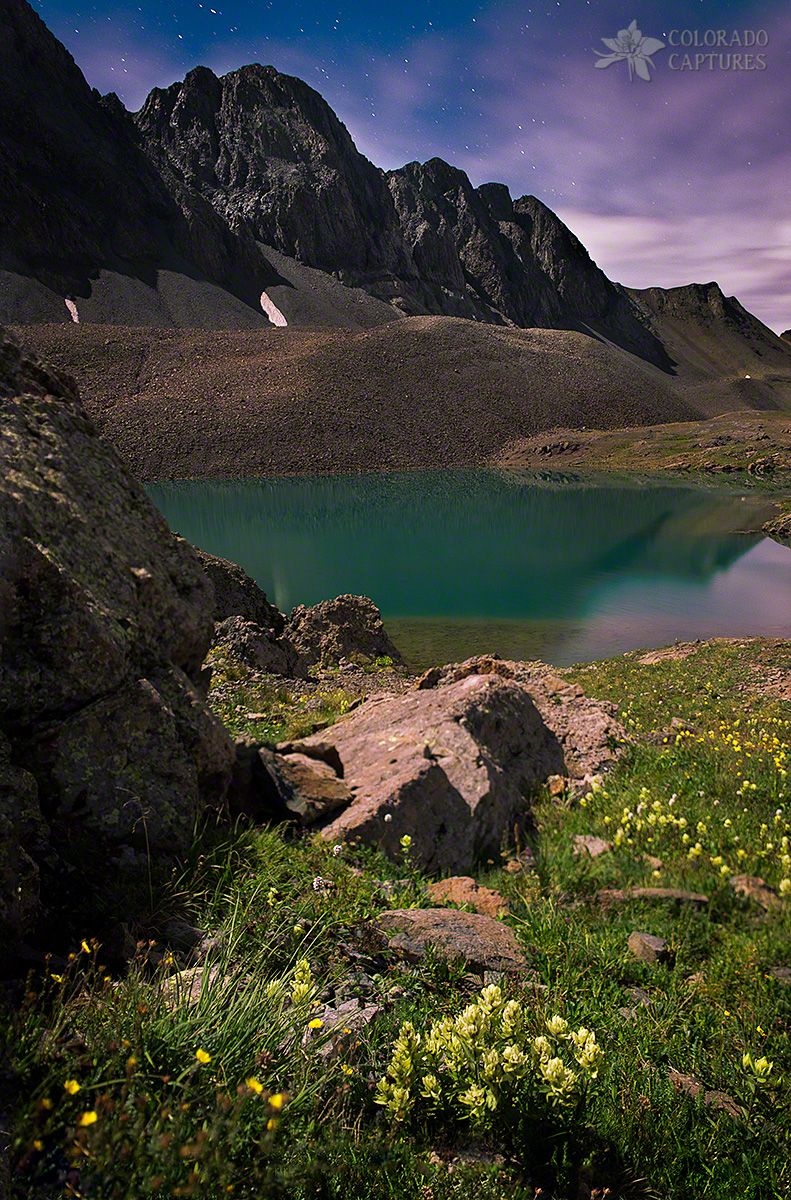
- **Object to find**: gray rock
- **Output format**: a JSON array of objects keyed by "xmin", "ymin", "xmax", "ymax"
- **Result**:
[
  {"xmin": 285, "ymin": 594, "xmax": 403, "ymax": 669},
  {"xmin": 308, "ymin": 672, "xmax": 564, "ymax": 873},
  {"xmin": 190, "ymin": 545, "xmax": 285, "ymax": 632},
  {"xmin": 260, "ymin": 748, "xmax": 353, "ymax": 824},
  {"xmin": 627, "ymin": 931, "xmax": 673, "ymax": 965},
  {"xmin": 573, "ymin": 834, "xmax": 611, "ymax": 859},
  {"xmin": 598, "ymin": 887, "xmax": 709, "ymax": 907},
  {"xmin": 213, "ymin": 615, "xmax": 305, "ymax": 678},
  {"xmin": 377, "ymin": 908, "xmax": 530, "ymax": 975},
  {"xmin": 160, "ymin": 964, "xmax": 225, "ymax": 1008},
  {"xmin": 669, "ymin": 1069, "xmax": 743, "ymax": 1119},
  {"xmin": 0, "ymin": 327, "xmax": 234, "ymax": 956},
  {"xmin": 728, "ymin": 874, "xmax": 782, "ymax": 911},
  {"xmin": 16, "ymin": 668, "xmax": 233, "ymax": 851},
  {"xmin": 0, "ymin": 730, "xmax": 43, "ymax": 956},
  {"xmin": 306, "ymin": 998, "xmax": 383, "ymax": 1061}
]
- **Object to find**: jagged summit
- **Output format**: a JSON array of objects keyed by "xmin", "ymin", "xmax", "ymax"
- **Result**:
[{"xmin": 136, "ymin": 62, "xmax": 419, "ymax": 301}]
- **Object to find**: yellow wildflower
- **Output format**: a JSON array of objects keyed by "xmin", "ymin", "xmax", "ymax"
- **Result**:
[
  {"xmin": 78, "ymin": 1112, "xmax": 98, "ymax": 1127},
  {"xmin": 195, "ymin": 1049, "xmax": 211, "ymax": 1064}
]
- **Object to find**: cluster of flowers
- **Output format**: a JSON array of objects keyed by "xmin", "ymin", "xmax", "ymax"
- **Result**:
[
  {"xmin": 375, "ymin": 985, "xmax": 602, "ymax": 1127},
  {"xmin": 589, "ymin": 777, "xmax": 791, "ymax": 896}
]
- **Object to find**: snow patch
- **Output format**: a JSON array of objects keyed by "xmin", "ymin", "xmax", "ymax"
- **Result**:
[
  {"xmin": 260, "ymin": 291, "xmax": 288, "ymax": 327},
  {"xmin": 64, "ymin": 298, "xmax": 79, "ymax": 323}
]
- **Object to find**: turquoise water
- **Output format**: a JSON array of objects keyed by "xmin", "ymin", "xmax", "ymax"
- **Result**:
[{"xmin": 146, "ymin": 470, "xmax": 791, "ymax": 670}]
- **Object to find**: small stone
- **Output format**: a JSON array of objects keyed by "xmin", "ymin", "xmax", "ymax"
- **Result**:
[
  {"xmin": 669, "ymin": 1070, "xmax": 743, "ymax": 1119},
  {"xmin": 769, "ymin": 966, "xmax": 791, "ymax": 984},
  {"xmin": 728, "ymin": 875, "xmax": 782, "ymax": 911},
  {"xmin": 643, "ymin": 854, "xmax": 664, "ymax": 870},
  {"xmin": 427, "ymin": 875, "xmax": 509, "ymax": 917},
  {"xmin": 160, "ymin": 965, "xmax": 224, "ymax": 1009},
  {"xmin": 547, "ymin": 774, "xmax": 567, "ymax": 796},
  {"xmin": 305, "ymin": 998, "xmax": 383, "ymax": 1060},
  {"xmin": 598, "ymin": 887, "xmax": 708, "ymax": 907},
  {"xmin": 573, "ymin": 834, "xmax": 610, "ymax": 859},
  {"xmin": 627, "ymin": 931, "xmax": 673, "ymax": 965}
]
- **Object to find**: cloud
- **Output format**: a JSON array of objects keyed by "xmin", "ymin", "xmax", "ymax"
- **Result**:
[{"xmin": 551, "ymin": 210, "xmax": 791, "ymax": 331}]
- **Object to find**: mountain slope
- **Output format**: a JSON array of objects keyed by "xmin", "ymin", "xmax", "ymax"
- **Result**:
[
  {"xmin": 387, "ymin": 161, "xmax": 668, "ymax": 364},
  {"xmin": 0, "ymin": 0, "xmax": 278, "ymax": 327},
  {"xmin": 11, "ymin": 318, "xmax": 699, "ymax": 479},
  {"xmin": 629, "ymin": 282, "xmax": 791, "ymax": 413},
  {"xmin": 3, "ymin": 0, "xmax": 791, "ymax": 424}
]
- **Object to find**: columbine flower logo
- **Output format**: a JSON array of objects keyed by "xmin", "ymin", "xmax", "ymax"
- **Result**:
[{"xmin": 594, "ymin": 19, "xmax": 665, "ymax": 81}]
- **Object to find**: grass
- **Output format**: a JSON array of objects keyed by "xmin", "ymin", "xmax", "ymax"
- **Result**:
[
  {"xmin": 3, "ymin": 640, "xmax": 791, "ymax": 1198},
  {"xmin": 204, "ymin": 645, "xmax": 363, "ymax": 743}
]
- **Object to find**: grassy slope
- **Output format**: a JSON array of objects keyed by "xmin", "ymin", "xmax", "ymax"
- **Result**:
[{"xmin": 3, "ymin": 639, "xmax": 791, "ymax": 1199}]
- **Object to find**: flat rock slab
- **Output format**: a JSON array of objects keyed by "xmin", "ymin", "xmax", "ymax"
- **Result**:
[
  {"xmin": 669, "ymin": 1070, "xmax": 743, "ymax": 1119},
  {"xmin": 160, "ymin": 965, "xmax": 224, "ymax": 1008},
  {"xmin": 377, "ymin": 908, "xmax": 529, "ymax": 975},
  {"xmin": 599, "ymin": 887, "xmax": 708, "ymax": 907},
  {"xmin": 307, "ymin": 998, "xmax": 383, "ymax": 1060},
  {"xmin": 426, "ymin": 876, "xmax": 509, "ymax": 917},
  {"xmin": 307, "ymin": 672, "xmax": 565, "ymax": 873}
]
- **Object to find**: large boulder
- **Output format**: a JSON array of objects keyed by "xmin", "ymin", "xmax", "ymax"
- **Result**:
[
  {"xmin": 0, "ymin": 327, "xmax": 235, "ymax": 962},
  {"xmin": 285, "ymin": 594, "xmax": 403, "ymax": 669},
  {"xmin": 416, "ymin": 655, "xmax": 625, "ymax": 778},
  {"xmin": 302, "ymin": 672, "xmax": 566, "ymax": 873}
]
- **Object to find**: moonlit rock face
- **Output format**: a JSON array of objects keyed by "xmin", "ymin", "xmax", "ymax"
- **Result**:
[{"xmin": 260, "ymin": 291, "xmax": 287, "ymax": 326}]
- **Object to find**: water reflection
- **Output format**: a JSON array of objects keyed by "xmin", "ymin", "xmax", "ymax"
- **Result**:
[{"xmin": 147, "ymin": 470, "xmax": 791, "ymax": 668}]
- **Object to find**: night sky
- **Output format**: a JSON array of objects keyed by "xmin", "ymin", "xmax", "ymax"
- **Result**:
[{"xmin": 34, "ymin": 0, "xmax": 791, "ymax": 331}]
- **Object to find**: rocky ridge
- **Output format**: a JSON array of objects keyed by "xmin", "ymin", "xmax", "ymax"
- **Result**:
[{"xmin": 0, "ymin": 0, "xmax": 277, "ymax": 327}]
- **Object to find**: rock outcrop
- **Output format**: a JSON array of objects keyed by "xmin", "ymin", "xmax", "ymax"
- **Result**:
[
  {"xmin": 0, "ymin": 327, "xmax": 235, "ymax": 963},
  {"xmin": 285, "ymin": 595, "xmax": 403, "ymax": 668},
  {"xmin": 190, "ymin": 545, "xmax": 284, "ymax": 631},
  {"xmin": 415, "ymin": 655, "xmax": 625, "ymax": 778},
  {"xmin": 213, "ymin": 616, "xmax": 305, "ymax": 678},
  {"xmin": 219, "ymin": 653, "xmax": 624, "ymax": 875}
]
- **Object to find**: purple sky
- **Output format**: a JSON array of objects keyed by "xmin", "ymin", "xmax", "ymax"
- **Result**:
[{"xmin": 36, "ymin": 0, "xmax": 791, "ymax": 331}]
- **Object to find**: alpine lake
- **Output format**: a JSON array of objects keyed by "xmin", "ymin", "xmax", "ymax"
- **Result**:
[{"xmin": 146, "ymin": 469, "xmax": 791, "ymax": 672}]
